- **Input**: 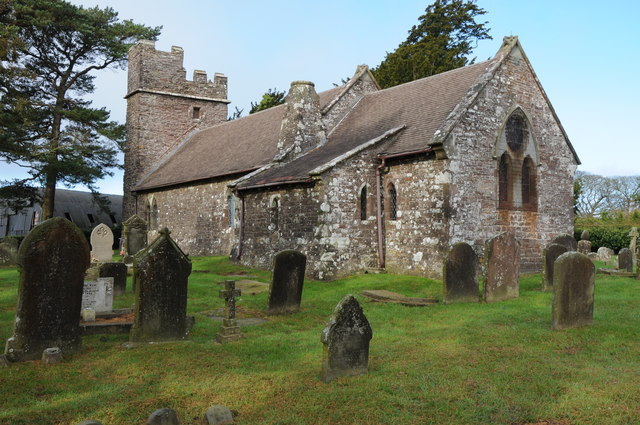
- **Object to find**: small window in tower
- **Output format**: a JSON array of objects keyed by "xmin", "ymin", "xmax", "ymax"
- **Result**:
[{"xmin": 192, "ymin": 106, "xmax": 201, "ymax": 120}]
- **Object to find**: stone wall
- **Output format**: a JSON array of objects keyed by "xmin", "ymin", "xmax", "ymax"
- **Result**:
[
  {"xmin": 123, "ymin": 41, "xmax": 229, "ymax": 220},
  {"xmin": 322, "ymin": 67, "xmax": 379, "ymax": 133},
  {"xmin": 446, "ymin": 46, "xmax": 577, "ymax": 273}
]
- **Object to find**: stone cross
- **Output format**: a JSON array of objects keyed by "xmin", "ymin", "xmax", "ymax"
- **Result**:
[
  {"xmin": 216, "ymin": 280, "xmax": 243, "ymax": 343},
  {"xmin": 629, "ymin": 227, "xmax": 638, "ymax": 268}
]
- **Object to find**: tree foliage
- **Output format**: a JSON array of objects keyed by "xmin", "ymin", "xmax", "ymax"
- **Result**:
[
  {"xmin": 574, "ymin": 171, "xmax": 640, "ymax": 217},
  {"xmin": 249, "ymin": 88, "xmax": 286, "ymax": 114},
  {"xmin": 0, "ymin": 0, "xmax": 160, "ymax": 218},
  {"xmin": 371, "ymin": 0, "xmax": 491, "ymax": 89}
]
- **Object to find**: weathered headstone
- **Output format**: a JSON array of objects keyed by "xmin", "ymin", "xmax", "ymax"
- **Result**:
[
  {"xmin": 90, "ymin": 223, "xmax": 114, "ymax": 263},
  {"xmin": 552, "ymin": 252, "xmax": 595, "ymax": 330},
  {"xmin": 577, "ymin": 240, "xmax": 592, "ymax": 255},
  {"xmin": 4, "ymin": 217, "xmax": 90, "ymax": 362},
  {"xmin": 629, "ymin": 227, "xmax": 639, "ymax": 268},
  {"xmin": 267, "ymin": 250, "xmax": 306, "ymax": 314},
  {"xmin": 123, "ymin": 214, "xmax": 147, "ymax": 262},
  {"xmin": 205, "ymin": 405, "xmax": 234, "ymax": 425},
  {"xmin": 216, "ymin": 280, "xmax": 242, "ymax": 343},
  {"xmin": 618, "ymin": 248, "xmax": 632, "ymax": 272},
  {"xmin": 130, "ymin": 228, "xmax": 191, "ymax": 342},
  {"xmin": 42, "ymin": 347, "xmax": 63, "ymax": 365},
  {"xmin": 443, "ymin": 242, "xmax": 479, "ymax": 303},
  {"xmin": 99, "ymin": 262, "xmax": 128, "ymax": 295},
  {"xmin": 147, "ymin": 408, "xmax": 180, "ymax": 425},
  {"xmin": 580, "ymin": 230, "xmax": 590, "ymax": 241},
  {"xmin": 550, "ymin": 234, "xmax": 577, "ymax": 252},
  {"xmin": 541, "ymin": 243, "xmax": 568, "ymax": 291},
  {"xmin": 484, "ymin": 232, "xmax": 520, "ymax": 302},
  {"xmin": 321, "ymin": 295, "xmax": 372, "ymax": 383},
  {"xmin": 0, "ymin": 237, "xmax": 19, "ymax": 266},
  {"xmin": 81, "ymin": 277, "xmax": 114, "ymax": 313},
  {"xmin": 597, "ymin": 246, "xmax": 613, "ymax": 263}
]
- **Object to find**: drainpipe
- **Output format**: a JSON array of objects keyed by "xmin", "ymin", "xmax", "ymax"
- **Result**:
[{"xmin": 375, "ymin": 158, "xmax": 387, "ymax": 269}]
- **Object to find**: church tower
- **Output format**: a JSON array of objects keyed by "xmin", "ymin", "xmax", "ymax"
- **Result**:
[{"xmin": 122, "ymin": 41, "xmax": 229, "ymax": 220}]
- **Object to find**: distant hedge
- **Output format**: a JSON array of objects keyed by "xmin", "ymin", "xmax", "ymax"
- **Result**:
[{"xmin": 575, "ymin": 215, "xmax": 640, "ymax": 254}]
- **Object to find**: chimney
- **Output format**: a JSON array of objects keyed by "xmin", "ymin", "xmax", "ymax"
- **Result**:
[{"xmin": 276, "ymin": 81, "xmax": 326, "ymax": 161}]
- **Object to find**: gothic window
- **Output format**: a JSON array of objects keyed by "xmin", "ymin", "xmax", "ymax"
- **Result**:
[
  {"xmin": 388, "ymin": 183, "xmax": 398, "ymax": 220},
  {"xmin": 498, "ymin": 153, "xmax": 512, "ymax": 208},
  {"xmin": 360, "ymin": 186, "xmax": 367, "ymax": 221},
  {"xmin": 505, "ymin": 112, "xmax": 528, "ymax": 153},
  {"xmin": 521, "ymin": 156, "xmax": 537, "ymax": 210},
  {"xmin": 228, "ymin": 194, "xmax": 235, "ymax": 228}
]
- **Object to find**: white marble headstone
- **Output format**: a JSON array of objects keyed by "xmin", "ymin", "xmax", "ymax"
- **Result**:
[
  {"xmin": 82, "ymin": 277, "xmax": 114, "ymax": 313},
  {"xmin": 90, "ymin": 223, "xmax": 114, "ymax": 263}
]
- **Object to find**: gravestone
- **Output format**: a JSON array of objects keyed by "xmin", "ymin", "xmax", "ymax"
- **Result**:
[
  {"xmin": 577, "ymin": 240, "xmax": 592, "ymax": 255},
  {"xmin": 0, "ymin": 238, "xmax": 19, "ymax": 266},
  {"xmin": 483, "ymin": 232, "xmax": 520, "ymax": 302},
  {"xmin": 542, "ymin": 243, "xmax": 568, "ymax": 291},
  {"xmin": 216, "ymin": 280, "xmax": 242, "ymax": 343},
  {"xmin": 130, "ymin": 228, "xmax": 191, "ymax": 342},
  {"xmin": 77, "ymin": 421, "xmax": 103, "ymax": 425},
  {"xmin": 618, "ymin": 248, "xmax": 632, "ymax": 272},
  {"xmin": 629, "ymin": 227, "xmax": 639, "ymax": 268},
  {"xmin": 90, "ymin": 223, "xmax": 114, "ymax": 263},
  {"xmin": 147, "ymin": 408, "xmax": 180, "ymax": 425},
  {"xmin": 123, "ymin": 214, "xmax": 147, "ymax": 262},
  {"xmin": 321, "ymin": 295, "xmax": 372, "ymax": 383},
  {"xmin": 42, "ymin": 347, "xmax": 63, "ymax": 365},
  {"xmin": 597, "ymin": 246, "xmax": 613, "ymax": 263},
  {"xmin": 550, "ymin": 234, "xmax": 577, "ymax": 252},
  {"xmin": 552, "ymin": 252, "xmax": 595, "ymax": 330},
  {"xmin": 205, "ymin": 405, "xmax": 234, "ymax": 425},
  {"xmin": 443, "ymin": 242, "xmax": 479, "ymax": 303},
  {"xmin": 4, "ymin": 217, "xmax": 90, "ymax": 362},
  {"xmin": 580, "ymin": 230, "xmax": 590, "ymax": 241},
  {"xmin": 267, "ymin": 250, "xmax": 306, "ymax": 314},
  {"xmin": 81, "ymin": 277, "xmax": 114, "ymax": 313},
  {"xmin": 99, "ymin": 262, "xmax": 128, "ymax": 295}
]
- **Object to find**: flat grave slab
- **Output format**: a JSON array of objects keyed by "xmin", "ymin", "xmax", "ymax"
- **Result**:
[{"xmin": 360, "ymin": 290, "xmax": 438, "ymax": 306}]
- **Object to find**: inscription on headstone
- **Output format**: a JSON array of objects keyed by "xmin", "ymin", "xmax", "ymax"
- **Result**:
[
  {"xmin": 267, "ymin": 250, "xmax": 306, "ymax": 314},
  {"xmin": 90, "ymin": 223, "xmax": 114, "ymax": 263},
  {"xmin": 484, "ymin": 232, "xmax": 520, "ymax": 302},
  {"xmin": 443, "ymin": 242, "xmax": 479, "ymax": 303},
  {"xmin": 552, "ymin": 252, "xmax": 595, "ymax": 330},
  {"xmin": 321, "ymin": 295, "xmax": 372, "ymax": 383},
  {"xmin": 4, "ymin": 217, "xmax": 90, "ymax": 362},
  {"xmin": 542, "ymin": 243, "xmax": 568, "ymax": 291},
  {"xmin": 81, "ymin": 277, "xmax": 114, "ymax": 313}
]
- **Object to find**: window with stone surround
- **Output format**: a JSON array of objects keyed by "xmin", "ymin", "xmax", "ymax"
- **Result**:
[
  {"xmin": 360, "ymin": 186, "xmax": 367, "ymax": 221},
  {"xmin": 192, "ymin": 106, "xmax": 201, "ymax": 120},
  {"xmin": 498, "ymin": 153, "xmax": 512, "ymax": 208},
  {"xmin": 270, "ymin": 197, "xmax": 279, "ymax": 230},
  {"xmin": 387, "ymin": 183, "xmax": 398, "ymax": 220},
  {"xmin": 521, "ymin": 156, "xmax": 537, "ymax": 210}
]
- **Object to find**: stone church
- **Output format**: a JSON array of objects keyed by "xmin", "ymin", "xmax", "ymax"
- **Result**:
[{"xmin": 122, "ymin": 36, "xmax": 579, "ymax": 280}]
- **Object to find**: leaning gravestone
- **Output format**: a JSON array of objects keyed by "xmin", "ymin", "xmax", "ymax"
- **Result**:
[
  {"xmin": 147, "ymin": 408, "xmax": 180, "ymax": 425},
  {"xmin": 123, "ymin": 214, "xmax": 147, "ymax": 263},
  {"xmin": 618, "ymin": 248, "xmax": 632, "ymax": 272},
  {"xmin": 81, "ymin": 277, "xmax": 114, "ymax": 313},
  {"xmin": 4, "ymin": 217, "xmax": 90, "ymax": 362},
  {"xmin": 597, "ymin": 246, "xmax": 613, "ymax": 263},
  {"xmin": 0, "ymin": 238, "xmax": 19, "ymax": 266},
  {"xmin": 130, "ymin": 228, "xmax": 192, "ymax": 342},
  {"xmin": 443, "ymin": 242, "xmax": 479, "ymax": 303},
  {"xmin": 484, "ymin": 232, "xmax": 520, "ymax": 302},
  {"xmin": 552, "ymin": 252, "xmax": 595, "ymax": 330},
  {"xmin": 577, "ymin": 240, "xmax": 592, "ymax": 255},
  {"xmin": 550, "ymin": 234, "xmax": 578, "ymax": 252},
  {"xmin": 267, "ymin": 250, "xmax": 306, "ymax": 314},
  {"xmin": 321, "ymin": 294, "xmax": 372, "ymax": 383},
  {"xmin": 99, "ymin": 262, "xmax": 128, "ymax": 295},
  {"xmin": 90, "ymin": 223, "xmax": 114, "ymax": 263},
  {"xmin": 542, "ymin": 243, "xmax": 568, "ymax": 291}
]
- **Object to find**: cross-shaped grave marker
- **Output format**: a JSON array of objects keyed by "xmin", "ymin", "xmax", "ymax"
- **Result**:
[
  {"xmin": 629, "ymin": 227, "xmax": 639, "ymax": 268},
  {"xmin": 216, "ymin": 280, "xmax": 243, "ymax": 343}
]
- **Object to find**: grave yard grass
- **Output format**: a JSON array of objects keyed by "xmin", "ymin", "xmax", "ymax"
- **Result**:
[{"xmin": 1, "ymin": 258, "xmax": 640, "ymax": 425}]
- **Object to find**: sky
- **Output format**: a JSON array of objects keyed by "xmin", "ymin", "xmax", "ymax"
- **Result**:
[{"xmin": 2, "ymin": 0, "xmax": 639, "ymax": 195}]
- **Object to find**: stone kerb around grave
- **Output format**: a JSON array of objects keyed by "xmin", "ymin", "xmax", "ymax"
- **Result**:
[
  {"xmin": 552, "ymin": 251, "xmax": 595, "ymax": 330},
  {"xmin": 130, "ymin": 228, "xmax": 192, "ymax": 342},
  {"xmin": 443, "ymin": 242, "xmax": 479, "ymax": 303},
  {"xmin": 4, "ymin": 217, "xmax": 90, "ymax": 362},
  {"xmin": 267, "ymin": 250, "xmax": 307, "ymax": 315},
  {"xmin": 483, "ymin": 232, "xmax": 520, "ymax": 302}
]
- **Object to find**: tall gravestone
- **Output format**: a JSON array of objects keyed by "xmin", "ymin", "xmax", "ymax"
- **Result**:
[
  {"xmin": 4, "ymin": 218, "xmax": 90, "ymax": 362},
  {"xmin": 628, "ymin": 227, "xmax": 638, "ymax": 269},
  {"xmin": 542, "ymin": 243, "xmax": 568, "ymax": 291},
  {"xmin": 123, "ymin": 214, "xmax": 147, "ymax": 263},
  {"xmin": 130, "ymin": 228, "xmax": 192, "ymax": 342},
  {"xmin": 550, "ymin": 234, "xmax": 577, "ymax": 252},
  {"xmin": 617, "ymin": 248, "xmax": 632, "ymax": 272},
  {"xmin": 99, "ymin": 262, "xmax": 128, "ymax": 295},
  {"xmin": 552, "ymin": 252, "xmax": 595, "ymax": 330},
  {"xmin": 321, "ymin": 295, "xmax": 372, "ymax": 383},
  {"xmin": 484, "ymin": 232, "xmax": 520, "ymax": 302},
  {"xmin": 443, "ymin": 242, "xmax": 479, "ymax": 303},
  {"xmin": 90, "ymin": 223, "xmax": 114, "ymax": 263},
  {"xmin": 0, "ymin": 238, "xmax": 19, "ymax": 266},
  {"xmin": 267, "ymin": 250, "xmax": 306, "ymax": 314}
]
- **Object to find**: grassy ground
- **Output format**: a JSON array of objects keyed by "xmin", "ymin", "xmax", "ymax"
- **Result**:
[{"xmin": 1, "ymin": 256, "xmax": 639, "ymax": 425}]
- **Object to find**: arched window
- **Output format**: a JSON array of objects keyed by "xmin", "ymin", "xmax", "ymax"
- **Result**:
[
  {"xmin": 521, "ymin": 156, "xmax": 537, "ymax": 210},
  {"xmin": 505, "ymin": 112, "xmax": 528, "ymax": 153},
  {"xmin": 360, "ymin": 186, "xmax": 367, "ymax": 221},
  {"xmin": 388, "ymin": 183, "xmax": 398, "ymax": 220},
  {"xmin": 498, "ymin": 153, "xmax": 512, "ymax": 208},
  {"xmin": 228, "ymin": 194, "xmax": 235, "ymax": 227}
]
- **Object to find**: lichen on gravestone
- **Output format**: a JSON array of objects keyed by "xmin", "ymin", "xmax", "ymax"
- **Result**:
[
  {"xmin": 483, "ymin": 232, "xmax": 520, "ymax": 302},
  {"xmin": 267, "ymin": 250, "xmax": 307, "ymax": 314},
  {"xmin": 552, "ymin": 252, "xmax": 595, "ymax": 330}
]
